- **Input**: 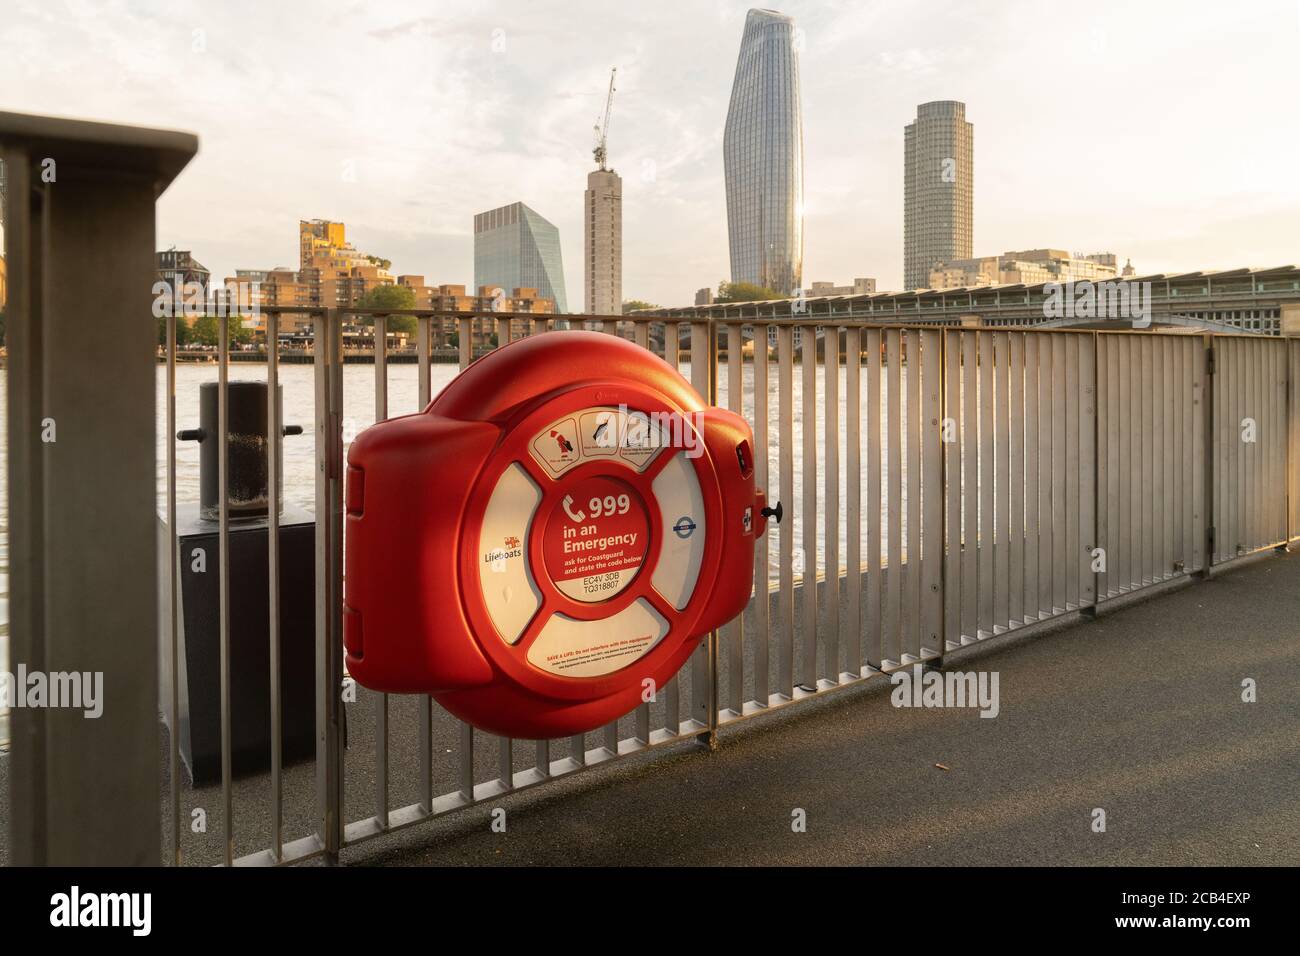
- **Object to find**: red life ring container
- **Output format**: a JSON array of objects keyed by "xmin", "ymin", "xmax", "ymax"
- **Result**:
[{"xmin": 343, "ymin": 331, "xmax": 771, "ymax": 738}]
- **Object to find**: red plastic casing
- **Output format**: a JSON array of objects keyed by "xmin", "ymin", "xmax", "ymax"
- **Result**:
[{"xmin": 343, "ymin": 331, "xmax": 767, "ymax": 739}]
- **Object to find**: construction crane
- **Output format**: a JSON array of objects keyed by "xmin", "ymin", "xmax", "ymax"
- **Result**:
[{"xmin": 592, "ymin": 67, "xmax": 617, "ymax": 171}]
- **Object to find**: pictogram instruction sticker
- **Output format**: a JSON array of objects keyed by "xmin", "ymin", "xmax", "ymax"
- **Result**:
[
  {"xmin": 619, "ymin": 410, "xmax": 665, "ymax": 471},
  {"xmin": 530, "ymin": 417, "xmax": 580, "ymax": 476},
  {"xmin": 579, "ymin": 408, "xmax": 625, "ymax": 458},
  {"xmin": 543, "ymin": 474, "xmax": 649, "ymax": 603}
]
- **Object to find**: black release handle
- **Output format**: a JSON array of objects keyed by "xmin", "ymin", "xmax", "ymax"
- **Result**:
[
  {"xmin": 177, "ymin": 425, "xmax": 302, "ymax": 441},
  {"xmin": 761, "ymin": 500, "xmax": 783, "ymax": 524}
]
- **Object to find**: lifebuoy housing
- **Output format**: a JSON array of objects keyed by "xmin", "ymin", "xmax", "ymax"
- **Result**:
[{"xmin": 343, "ymin": 331, "xmax": 772, "ymax": 739}]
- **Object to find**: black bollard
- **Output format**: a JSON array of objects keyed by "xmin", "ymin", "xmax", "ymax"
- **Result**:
[{"xmin": 178, "ymin": 380, "xmax": 303, "ymax": 520}]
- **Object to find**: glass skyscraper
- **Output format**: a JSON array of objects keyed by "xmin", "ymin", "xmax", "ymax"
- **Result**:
[
  {"xmin": 473, "ymin": 201, "xmax": 568, "ymax": 313},
  {"xmin": 723, "ymin": 8, "xmax": 804, "ymax": 296}
]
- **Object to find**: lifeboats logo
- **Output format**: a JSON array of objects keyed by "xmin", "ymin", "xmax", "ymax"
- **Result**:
[
  {"xmin": 600, "ymin": 406, "xmax": 705, "ymax": 459},
  {"xmin": 50, "ymin": 886, "xmax": 151, "ymax": 936},
  {"xmin": 0, "ymin": 666, "xmax": 103, "ymax": 719}
]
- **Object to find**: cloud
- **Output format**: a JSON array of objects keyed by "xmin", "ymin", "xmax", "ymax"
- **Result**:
[{"xmin": 2, "ymin": 0, "xmax": 1297, "ymax": 305}]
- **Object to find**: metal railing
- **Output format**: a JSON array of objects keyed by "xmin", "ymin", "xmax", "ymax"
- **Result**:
[{"xmin": 154, "ymin": 312, "xmax": 1298, "ymax": 866}]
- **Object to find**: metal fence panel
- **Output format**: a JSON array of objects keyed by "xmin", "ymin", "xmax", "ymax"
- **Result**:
[{"xmin": 129, "ymin": 316, "xmax": 1294, "ymax": 867}]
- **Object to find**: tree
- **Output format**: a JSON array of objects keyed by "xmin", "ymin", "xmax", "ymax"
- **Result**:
[
  {"xmin": 366, "ymin": 255, "xmax": 393, "ymax": 271},
  {"xmin": 189, "ymin": 314, "xmax": 253, "ymax": 347},
  {"xmin": 357, "ymin": 284, "xmax": 417, "ymax": 336},
  {"xmin": 157, "ymin": 315, "xmax": 192, "ymax": 347},
  {"xmin": 715, "ymin": 281, "xmax": 782, "ymax": 303},
  {"xmin": 622, "ymin": 299, "xmax": 657, "ymax": 314}
]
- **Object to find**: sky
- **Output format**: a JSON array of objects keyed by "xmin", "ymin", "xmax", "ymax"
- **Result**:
[{"xmin": 4, "ymin": 0, "xmax": 1299, "ymax": 308}]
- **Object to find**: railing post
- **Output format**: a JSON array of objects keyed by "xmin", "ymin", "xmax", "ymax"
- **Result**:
[
  {"xmin": 2, "ymin": 115, "xmax": 197, "ymax": 865},
  {"xmin": 1083, "ymin": 331, "xmax": 1101, "ymax": 618},
  {"xmin": 1199, "ymin": 333, "xmax": 1216, "ymax": 577},
  {"xmin": 690, "ymin": 319, "xmax": 719, "ymax": 747},
  {"xmin": 314, "ymin": 308, "xmax": 345, "ymax": 861}
]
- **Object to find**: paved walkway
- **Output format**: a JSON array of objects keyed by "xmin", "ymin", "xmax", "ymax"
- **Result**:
[{"xmin": 346, "ymin": 550, "xmax": 1300, "ymax": 866}]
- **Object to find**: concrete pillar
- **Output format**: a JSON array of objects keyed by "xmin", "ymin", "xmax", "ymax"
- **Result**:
[{"xmin": 2, "ymin": 112, "xmax": 197, "ymax": 864}]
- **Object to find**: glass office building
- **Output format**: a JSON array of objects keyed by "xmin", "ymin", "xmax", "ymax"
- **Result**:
[
  {"xmin": 723, "ymin": 8, "xmax": 804, "ymax": 296},
  {"xmin": 473, "ymin": 201, "xmax": 569, "ymax": 313}
]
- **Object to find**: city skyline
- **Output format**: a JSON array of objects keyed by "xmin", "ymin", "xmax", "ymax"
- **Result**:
[{"xmin": 5, "ymin": 0, "xmax": 1297, "ymax": 307}]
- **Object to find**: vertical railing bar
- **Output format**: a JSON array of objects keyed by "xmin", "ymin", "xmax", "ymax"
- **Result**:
[
  {"xmin": 1008, "ymin": 332, "xmax": 1025, "ymax": 625},
  {"xmin": 692, "ymin": 319, "xmax": 719, "ymax": 734},
  {"xmin": 266, "ymin": 309, "xmax": 283, "ymax": 860},
  {"xmin": 963, "ymin": 332, "xmax": 980, "ymax": 633},
  {"xmin": 1246, "ymin": 341, "xmax": 1256, "ymax": 551},
  {"xmin": 459, "ymin": 316, "xmax": 473, "ymax": 370},
  {"xmin": 977, "ymin": 331, "xmax": 994, "ymax": 633},
  {"xmin": 662, "ymin": 322, "xmax": 682, "ymax": 730},
  {"xmin": 373, "ymin": 313, "xmax": 390, "ymax": 829},
  {"xmin": 845, "ymin": 327, "xmax": 862, "ymax": 672},
  {"xmin": 1177, "ymin": 339, "xmax": 1190, "ymax": 569},
  {"xmin": 801, "ymin": 322, "xmax": 818, "ymax": 687},
  {"xmin": 1052, "ymin": 334, "xmax": 1068, "ymax": 611},
  {"xmin": 865, "ymin": 329, "xmax": 882, "ymax": 664},
  {"xmin": 314, "ymin": 310, "xmax": 344, "ymax": 862},
  {"xmin": 1117, "ymin": 333, "xmax": 1130, "ymax": 592},
  {"xmin": 885, "ymin": 329, "xmax": 902, "ymax": 662},
  {"xmin": 535, "ymin": 739, "xmax": 550, "ymax": 778},
  {"xmin": 635, "ymin": 703, "xmax": 650, "ymax": 745},
  {"xmin": 824, "ymin": 324, "xmax": 841, "ymax": 680},
  {"xmin": 1023, "ymin": 334, "xmax": 1040, "ymax": 619},
  {"xmin": 166, "ymin": 310, "xmax": 181, "ymax": 865},
  {"xmin": 1201, "ymin": 333, "xmax": 1215, "ymax": 570},
  {"xmin": 456, "ymin": 316, "xmax": 477, "ymax": 772},
  {"xmin": 1038, "ymin": 333, "xmax": 1054, "ymax": 614},
  {"xmin": 1079, "ymin": 333, "xmax": 1096, "ymax": 608},
  {"xmin": 920, "ymin": 329, "xmax": 943, "ymax": 656},
  {"xmin": 943, "ymin": 330, "xmax": 961, "ymax": 644},
  {"xmin": 1162, "ymin": 338, "xmax": 1175, "ymax": 576},
  {"xmin": 778, "ymin": 325, "xmax": 795, "ymax": 696},
  {"xmin": 725, "ymin": 322, "xmax": 745, "ymax": 710},
  {"xmin": 218, "ymin": 313, "xmax": 233, "ymax": 866},
  {"xmin": 993, "ymin": 332, "xmax": 1009, "ymax": 631},
  {"xmin": 1096, "ymin": 335, "xmax": 1110, "ymax": 599},
  {"xmin": 416, "ymin": 316, "xmax": 434, "ymax": 812},
  {"xmin": 1142, "ymin": 335, "xmax": 1156, "ymax": 581},
  {"xmin": 1063, "ymin": 335, "xmax": 1079, "ymax": 610},
  {"xmin": 635, "ymin": 320, "xmax": 649, "ymax": 352},
  {"xmin": 499, "ymin": 736, "xmax": 515, "ymax": 789},
  {"xmin": 458, "ymin": 721, "xmax": 475, "ymax": 800},
  {"xmin": 753, "ymin": 324, "xmax": 771, "ymax": 702},
  {"xmin": 1149, "ymin": 335, "xmax": 1164, "ymax": 581},
  {"xmin": 904, "ymin": 330, "xmax": 922, "ymax": 658},
  {"xmin": 494, "ymin": 319, "xmax": 527, "ymax": 777},
  {"xmin": 569, "ymin": 734, "xmax": 587, "ymax": 767}
]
